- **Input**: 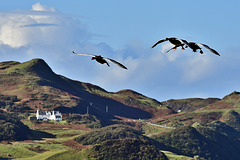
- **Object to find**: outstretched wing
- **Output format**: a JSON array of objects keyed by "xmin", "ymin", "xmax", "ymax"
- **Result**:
[
  {"xmin": 166, "ymin": 46, "xmax": 177, "ymax": 53},
  {"xmin": 72, "ymin": 51, "xmax": 96, "ymax": 57},
  {"xmin": 179, "ymin": 39, "xmax": 190, "ymax": 48},
  {"xmin": 152, "ymin": 38, "xmax": 167, "ymax": 48},
  {"xmin": 104, "ymin": 58, "xmax": 128, "ymax": 69},
  {"xmin": 197, "ymin": 44, "xmax": 220, "ymax": 56}
]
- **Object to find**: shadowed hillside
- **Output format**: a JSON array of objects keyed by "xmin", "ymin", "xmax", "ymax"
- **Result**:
[
  {"xmin": 0, "ymin": 110, "xmax": 32, "ymax": 141},
  {"xmin": 152, "ymin": 122, "xmax": 240, "ymax": 160},
  {"xmin": 0, "ymin": 59, "xmax": 161, "ymax": 121}
]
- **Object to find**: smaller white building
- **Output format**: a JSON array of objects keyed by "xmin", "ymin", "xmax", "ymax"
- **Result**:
[{"xmin": 36, "ymin": 110, "xmax": 62, "ymax": 121}]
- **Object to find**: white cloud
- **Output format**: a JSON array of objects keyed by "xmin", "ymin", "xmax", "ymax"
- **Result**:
[
  {"xmin": 155, "ymin": 43, "xmax": 181, "ymax": 62},
  {"xmin": 0, "ymin": 3, "xmax": 90, "ymax": 49},
  {"xmin": 161, "ymin": 42, "xmax": 173, "ymax": 53},
  {"xmin": 32, "ymin": 2, "xmax": 56, "ymax": 12},
  {"xmin": 180, "ymin": 54, "xmax": 216, "ymax": 82}
]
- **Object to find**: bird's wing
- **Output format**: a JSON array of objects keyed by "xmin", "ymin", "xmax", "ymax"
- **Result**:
[
  {"xmin": 174, "ymin": 38, "xmax": 190, "ymax": 47},
  {"xmin": 152, "ymin": 38, "xmax": 167, "ymax": 48},
  {"xmin": 72, "ymin": 51, "xmax": 96, "ymax": 57},
  {"xmin": 104, "ymin": 58, "xmax": 128, "ymax": 69},
  {"xmin": 196, "ymin": 44, "xmax": 220, "ymax": 56},
  {"xmin": 166, "ymin": 46, "xmax": 177, "ymax": 53},
  {"xmin": 181, "ymin": 39, "xmax": 189, "ymax": 47}
]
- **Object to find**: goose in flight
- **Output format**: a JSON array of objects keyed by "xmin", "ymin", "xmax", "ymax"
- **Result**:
[
  {"xmin": 72, "ymin": 51, "xmax": 128, "ymax": 69},
  {"xmin": 186, "ymin": 42, "xmax": 220, "ymax": 56},
  {"xmin": 152, "ymin": 37, "xmax": 189, "ymax": 53}
]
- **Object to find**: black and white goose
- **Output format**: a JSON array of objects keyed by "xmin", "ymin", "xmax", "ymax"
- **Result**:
[
  {"xmin": 72, "ymin": 51, "xmax": 128, "ymax": 69},
  {"xmin": 186, "ymin": 42, "xmax": 220, "ymax": 56},
  {"xmin": 152, "ymin": 37, "xmax": 189, "ymax": 53}
]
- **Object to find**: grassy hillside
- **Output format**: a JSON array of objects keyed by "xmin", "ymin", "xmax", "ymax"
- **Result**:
[
  {"xmin": 65, "ymin": 113, "xmax": 102, "ymax": 128},
  {"xmin": 73, "ymin": 124, "xmax": 169, "ymax": 159},
  {"xmin": 5, "ymin": 59, "xmax": 54, "ymax": 78},
  {"xmin": 152, "ymin": 122, "xmax": 240, "ymax": 160},
  {"xmin": 154, "ymin": 110, "xmax": 223, "ymax": 127},
  {"xmin": 206, "ymin": 91, "xmax": 240, "ymax": 110},
  {"xmin": 74, "ymin": 124, "xmax": 150, "ymax": 145},
  {"xmin": 162, "ymin": 98, "xmax": 220, "ymax": 112},
  {"xmin": 222, "ymin": 110, "xmax": 240, "ymax": 131},
  {"xmin": 0, "ymin": 110, "xmax": 32, "ymax": 141},
  {"xmin": 0, "ymin": 59, "xmax": 153, "ymax": 121},
  {"xmin": 85, "ymin": 86, "xmax": 174, "ymax": 117},
  {"xmin": 85, "ymin": 139, "xmax": 168, "ymax": 160},
  {"xmin": 47, "ymin": 139, "xmax": 168, "ymax": 160}
]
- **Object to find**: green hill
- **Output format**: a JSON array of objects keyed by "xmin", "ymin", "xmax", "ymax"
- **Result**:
[
  {"xmin": 162, "ymin": 98, "xmax": 220, "ymax": 112},
  {"xmin": 49, "ymin": 124, "xmax": 169, "ymax": 160},
  {"xmin": 47, "ymin": 139, "xmax": 168, "ymax": 160},
  {"xmin": 74, "ymin": 124, "xmax": 150, "ymax": 145},
  {"xmin": 5, "ymin": 58, "xmax": 55, "ymax": 78},
  {"xmin": 0, "ymin": 59, "xmax": 157, "ymax": 121},
  {"xmin": 0, "ymin": 110, "xmax": 32, "ymax": 141},
  {"xmin": 85, "ymin": 139, "xmax": 168, "ymax": 160},
  {"xmin": 206, "ymin": 91, "xmax": 240, "ymax": 110},
  {"xmin": 152, "ymin": 122, "xmax": 240, "ymax": 160},
  {"xmin": 222, "ymin": 110, "xmax": 240, "ymax": 131}
]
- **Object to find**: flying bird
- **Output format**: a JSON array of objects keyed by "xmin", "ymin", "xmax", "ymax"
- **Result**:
[
  {"xmin": 72, "ymin": 51, "xmax": 128, "ymax": 69},
  {"xmin": 186, "ymin": 42, "xmax": 220, "ymax": 56},
  {"xmin": 152, "ymin": 37, "xmax": 189, "ymax": 53}
]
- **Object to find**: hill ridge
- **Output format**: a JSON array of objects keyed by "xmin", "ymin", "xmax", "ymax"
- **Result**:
[
  {"xmin": 0, "ymin": 58, "xmax": 153, "ymax": 120},
  {"xmin": 4, "ymin": 58, "xmax": 55, "ymax": 79}
]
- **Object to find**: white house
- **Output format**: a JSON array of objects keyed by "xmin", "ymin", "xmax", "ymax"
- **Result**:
[{"xmin": 36, "ymin": 110, "xmax": 62, "ymax": 121}]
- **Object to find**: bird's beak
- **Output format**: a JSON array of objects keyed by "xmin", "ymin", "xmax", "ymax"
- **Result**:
[{"xmin": 91, "ymin": 57, "xmax": 94, "ymax": 60}]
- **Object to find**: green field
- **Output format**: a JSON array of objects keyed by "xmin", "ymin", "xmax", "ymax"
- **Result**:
[
  {"xmin": 0, "ymin": 119, "xmax": 172, "ymax": 160},
  {"xmin": 0, "ymin": 121, "xmax": 89, "ymax": 160},
  {"xmin": 15, "ymin": 150, "xmax": 67, "ymax": 160}
]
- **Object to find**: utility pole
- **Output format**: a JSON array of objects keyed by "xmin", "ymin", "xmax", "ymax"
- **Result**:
[
  {"xmin": 106, "ymin": 106, "xmax": 109, "ymax": 113},
  {"xmin": 86, "ymin": 106, "xmax": 89, "ymax": 114},
  {"xmin": 86, "ymin": 102, "xmax": 92, "ymax": 114}
]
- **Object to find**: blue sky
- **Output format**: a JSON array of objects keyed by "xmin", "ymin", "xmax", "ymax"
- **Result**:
[{"xmin": 0, "ymin": 1, "xmax": 240, "ymax": 101}]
